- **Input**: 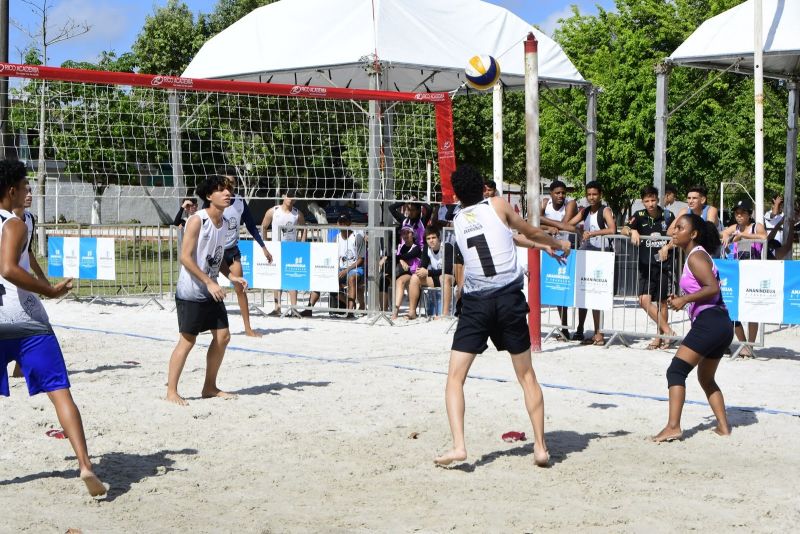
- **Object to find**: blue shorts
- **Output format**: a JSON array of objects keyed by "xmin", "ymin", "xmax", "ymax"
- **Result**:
[
  {"xmin": 0, "ymin": 334, "xmax": 70, "ymax": 397},
  {"xmin": 346, "ymin": 267, "xmax": 364, "ymax": 278}
]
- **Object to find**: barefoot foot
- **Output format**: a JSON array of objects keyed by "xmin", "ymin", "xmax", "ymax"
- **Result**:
[
  {"xmin": 434, "ymin": 448, "xmax": 467, "ymax": 466},
  {"xmin": 244, "ymin": 329, "xmax": 263, "ymax": 338},
  {"xmin": 201, "ymin": 388, "xmax": 237, "ymax": 400},
  {"xmin": 80, "ymin": 470, "xmax": 107, "ymax": 497},
  {"xmin": 649, "ymin": 427, "xmax": 683, "ymax": 442},
  {"xmin": 533, "ymin": 448, "xmax": 550, "ymax": 467},
  {"xmin": 713, "ymin": 426, "xmax": 731, "ymax": 437},
  {"xmin": 165, "ymin": 392, "xmax": 188, "ymax": 406}
]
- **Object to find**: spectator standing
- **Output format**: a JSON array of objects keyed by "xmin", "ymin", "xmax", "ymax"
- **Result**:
[
  {"xmin": 261, "ymin": 190, "xmax": 305, "ymax": 316},
  {"xmin": 389, "ymin": 200, "xmax": 431, "ymax": 249}
]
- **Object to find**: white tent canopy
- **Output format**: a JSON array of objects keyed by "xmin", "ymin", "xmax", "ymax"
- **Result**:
[
  {"xmin": 183, "ymin": 0, "xmax": 587, "ymax": 90},
  {"xmin": 669, "ymin": 0, "xmax": 800, "ymax": 79},
  {"xmin": 654, "ymin": 0, "xmax": 799, "ymax": 229}
]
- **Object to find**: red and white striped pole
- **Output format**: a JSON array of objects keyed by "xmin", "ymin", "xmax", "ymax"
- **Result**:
[{"xmin": 524, "ymin": 32, "xmax": 542, "ymax": 352}]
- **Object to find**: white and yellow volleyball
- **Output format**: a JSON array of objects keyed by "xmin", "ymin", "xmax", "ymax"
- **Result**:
[{"xmin": 464, "ymin": 55, "xmax": 501, "ymax": 90}]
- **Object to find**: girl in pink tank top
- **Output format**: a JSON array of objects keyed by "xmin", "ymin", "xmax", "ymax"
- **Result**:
[{"xmin": 651, "ymin": 213, "xmax": 732, "ymax": 444}]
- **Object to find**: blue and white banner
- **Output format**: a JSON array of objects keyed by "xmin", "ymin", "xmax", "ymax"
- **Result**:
[
  {"xmin": 223, "ymin": 240, "xmax": 338, "ymax": 291},
  {"xmin": 540, "ymin": 251, "xmax": 576, "ymax": 307},
  {"xmin": 714, "ymin": 260, "xmax": 740, "ymax": 321},
  {"xmin": 47, "ymin": 237, "xmax": 116, "ymax": 280},
  {"xmin": 784, "ymin": 261, "xmax": 800, "ymax": 324},
  {"xmin": 712, "ymin": 259, "xmax": 800, "ymax": 324},
  {"xmin": 537, "ymin": 250, "xmax": 613, "ymax": 311}
]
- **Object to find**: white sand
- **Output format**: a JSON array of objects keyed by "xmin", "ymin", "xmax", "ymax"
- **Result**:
[{"xmin": 2, "ymin": 298, "xmax": 800, "ymax": 532}]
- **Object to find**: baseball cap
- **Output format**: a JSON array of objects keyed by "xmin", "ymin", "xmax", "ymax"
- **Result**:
[{"xmin": 733, "ymin": 199, "xmax": 753, "ymax": 213}]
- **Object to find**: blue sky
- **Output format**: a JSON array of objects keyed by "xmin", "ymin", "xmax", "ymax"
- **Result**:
[{"xmin": 8, "ymin": 0, "xmax": 615, "ymax": 66}]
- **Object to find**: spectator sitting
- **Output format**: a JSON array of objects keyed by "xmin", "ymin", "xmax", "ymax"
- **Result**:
[
  {"xmin": 391, "ymin": 226, "xmax": 423, "ymax": 321},
  {"xmin": 408, "ymin": 227, "xmax": 455, "ymax": 318}
]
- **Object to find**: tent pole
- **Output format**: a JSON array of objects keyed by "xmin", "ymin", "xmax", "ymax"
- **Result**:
[
  {"xmin": 653, "ymin": 62, "xmax": 670, "ymax": 198},
  {"xmin": 585, "ymin": 85, "xmax": 597, "ymax": 184},
  {"xmin": 493, "ymin": 82, "xmax": 504, "ymax": 195},
  {"xmin": 367, "ymin": 70, "xmax": 381, "ymax": 315},
  {"xmin": 754, "ymin": 0, "xmax": 765, "ymax": 223},
  {"xmin": 785, "ymin": 81, "xmax": 798, "ymax": 228}
]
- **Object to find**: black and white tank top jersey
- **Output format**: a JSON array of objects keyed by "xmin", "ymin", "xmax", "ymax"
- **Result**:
[
  {"xmin": 0, "ymin": 209, "xmax": 51, "ymax": 333},
  {"xmin": 175, "ymin": 209, "xmax": 228, "ymax": 302},
  {"xmin": 223, "ymin": 196, "xmax": 245, "ymax": 249},
  {"xmin": 453, "ymin": 199, "xmax": 522, "ymax": 295},
  {"xmin": 271, "ymin": 206, "xmax": 300, "ymax": 242}
]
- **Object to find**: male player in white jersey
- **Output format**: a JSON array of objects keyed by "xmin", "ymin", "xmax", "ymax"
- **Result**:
[
  {"xmin": 167, "ymin": 175, "xmax": 246, "ymax": 406},
  {"xmin": 11, "ymin": 184, "xmax": 46, "ymax": 378},
  {"xmin": 219, "ymin": 175, "xmax": 272, "ymax": 337},
  {"xmin": 0, "ymin": 159, "xmax": 106, "ymax": 496},
  {"xmin": 434, "ymin": 165, "xmax": 570, "ymax": 468},
  {"xmin": 261, "ymin": 190, "xmax": 305, "ymax": 316}
]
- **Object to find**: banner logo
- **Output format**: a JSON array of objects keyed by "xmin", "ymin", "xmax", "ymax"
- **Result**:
[
  {"xmin": 151, "ymin": 76, "xmax": 194, "ymax": 88},
  {"xmin": 414, "ymin": 92, "xmax": 446, "ymax": 102},
  {"xmin": 290, "ymin": 86, "xmax": 327, "ymax": 96},
  {"xmin": 0, "ymin": 64, "xmax": 40, "ymax": 76}
]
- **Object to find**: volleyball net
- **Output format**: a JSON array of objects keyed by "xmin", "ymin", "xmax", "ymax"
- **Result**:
[{"xmin": 0, "ymin": 62, "xmax": 455, "ymax": 223}]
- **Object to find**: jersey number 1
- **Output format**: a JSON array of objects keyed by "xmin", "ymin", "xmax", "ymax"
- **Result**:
[{"xmin": 466, "ymin": 234, "xmax": 497, "ymax": 277}]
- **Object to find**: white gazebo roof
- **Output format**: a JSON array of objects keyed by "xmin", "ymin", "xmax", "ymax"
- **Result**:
[
  {"xmin": 183, "ymin": 0, "xmax": 587, "ymax": 90},
  {"xmin": 669, "ymin": 0, "xmax": 800, "ymax": 80}
]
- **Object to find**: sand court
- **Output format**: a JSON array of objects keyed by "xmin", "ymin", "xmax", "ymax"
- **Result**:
[{"xmin": 2, "ymin": 299, "xmax": 799, "ymax": 532}]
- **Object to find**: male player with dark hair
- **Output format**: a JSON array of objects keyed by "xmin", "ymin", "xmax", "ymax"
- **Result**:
[
  {"xmin": 0, "ymin": 159, "xmax": 106, "ymax": 496},
  {"xmin": 434, "ymin": 164, "xmax": 570, "ymax": 468}
]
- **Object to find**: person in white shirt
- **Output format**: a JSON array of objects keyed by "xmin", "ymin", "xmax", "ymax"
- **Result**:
[
  {"xmin": 434, "ymin": 164, "xmax": 570, "ymax": 469},
  {"xmin": 261, "ymin": 190, "xmax": 305, "ymax": 316}
]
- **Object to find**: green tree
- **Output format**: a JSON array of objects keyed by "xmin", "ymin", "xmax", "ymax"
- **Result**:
[
  {"xmin": 205, "ymin": 0, "xmax": 277, "ymax": 35},
  {"xmin": 132, "ymin": 0, "xmax": 204, "ymax": 75}
]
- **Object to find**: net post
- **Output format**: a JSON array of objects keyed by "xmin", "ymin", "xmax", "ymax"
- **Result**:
[{"xmin": 525, "ymin": 32, "xmax": 542, "ymax": 352}]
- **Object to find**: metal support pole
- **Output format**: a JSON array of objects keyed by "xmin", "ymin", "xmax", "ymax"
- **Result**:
[
  {"xmin": 653, "ymin": 62, "xmax": 671, "ymax": 197},
  {"xmin": 493, "ymin": 82, "xmax": 503, "ymax": 195},
  {"xmin": 367, "ymin": 71, "xmax": 382, "ymax": 314},
  {"xmin": 585, "ymin": 85, "xmax": 597, "ymax": 184},
  {"xmin": 785, "ymin": 81, "xmax": 798, "ymax": 227},
  {"xmin": 753, "ymin": 0, "xmax": 765, "ymax": 223},
  {"xmin": 525, "ymin": 33, "xmax": 541, "ymax": 353},
  {"xmin": 0, "ymin": 0, "xmax": 8, "ymax": 158},
  {"xmin": 168, "ymin": 91, "xmax": 185, "ymax": 195}
]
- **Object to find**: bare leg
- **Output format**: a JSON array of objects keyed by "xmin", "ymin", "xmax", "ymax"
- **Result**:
[
  {"xmin": 47, "ymin": 388, "xmax": 106, "ymax": 496},
  {"xmin": 166, "ymin": 333, "xmax": 196, "ymax": 406},
  {"xmin": 272, "ymin": 290, "xmax": 282, "ymax": 313},
  {"xmin": 12, "ymin": 362, "xmax": 23, "ymax": 378},
  {"xmin": 575, "ymin": 308, "xmax": 587, "ymax": 336},
  {"xmin": 435, "ymin": 350, "xmax": 476, "ymax": 466},
  {"xmin": 289, "ymin": 290, "xmax": 298, "ymax": 308},
  {"xmin": 392, "ymin": 275, "xmax": 411, "ymax": 320},
  {"xmin": 408, "ymin": 275, "xmax": 423, "ymax": 314},
  {"xmin": 442, "ymin": 275, "xmax": 454, "ymax": 316},
  {"xmin": 697, "ymin": 357, "xmax": 730, "ymax": 436},
  {"xmin": 201, "ymin": 328, "xmax": 235, "ymax": 399},
  {"xmin": 231, "ymin": 260, "xmax": 261, "ymax": 337},
  {"xmin": 651, "ymin": 345, "xmax": 702, "ymax": 442},
  {"xmin": 747, "ymin": 322, "xmax": 758, "ymax": 344},
  {"xmin": 509, "ymin": 350, "xmax": 549, "ymax": 467}
]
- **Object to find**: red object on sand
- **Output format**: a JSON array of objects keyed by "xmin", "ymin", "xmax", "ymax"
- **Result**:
[
  {"xmin": 501, "ymin": 431, "xmax": 527, "ymax": 442},
  {"xmin": 46, "ymin": 429, "xmax": 67, "ymax": 439}
]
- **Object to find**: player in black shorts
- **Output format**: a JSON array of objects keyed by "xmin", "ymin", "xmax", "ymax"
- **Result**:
[
  {"xmin": 622, "ymin": 186, "xmax": 677, "ymax": 349},
  {"xmin": 434, "ymin": 165, "xmax": 570, "ymax": 468}
]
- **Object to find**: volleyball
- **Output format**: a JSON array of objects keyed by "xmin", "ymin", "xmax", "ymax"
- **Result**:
[{"xmin": 465, "ymin": 55, "xmax": 501, "ymax": 90}]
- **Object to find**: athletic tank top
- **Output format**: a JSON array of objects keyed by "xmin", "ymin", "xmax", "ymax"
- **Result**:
[
  {"xmin": 426, "ymin": 245, "xmax": 444, "ymax": 272},
  {"xmin": 679, "ymin": 246, "xmax": 725, "ymax": 322},
  {"xmin": 175, "ymin": 209, "xmax": 227, "ymax": 302},
  {"xmin": 0, "ymin": 210, "xmax": 51, "ymax": 334},
  {"xmin": 223, "ymin": 196, "xmax": 245, "ymax": 249},
  {"xmin": 544, "ymin": 197, "xmax": 571, "ymax": 222},
  {"xmin": 454, "ymin": 199, "xmax": 521, "ymax": 295},
  {"xmin": 584, "ymin": 208, "xmax": 604, "ymax": 249},
  {"xmin": 271, "ymin": 206, "xmax": 300, "ymax": 242},
  {"xmin": 726, "ymin": 223, "xmax": 763, "ymax": 259}
]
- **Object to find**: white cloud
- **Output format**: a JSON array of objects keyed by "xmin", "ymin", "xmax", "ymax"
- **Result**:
[{"xmin": 539, "ymin": 6, "xmax": 574, "ymax": 37}]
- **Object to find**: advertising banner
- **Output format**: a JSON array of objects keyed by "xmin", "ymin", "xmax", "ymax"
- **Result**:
[
  {"xmin": 714, "ymin": 260, "xmax": 740, "ymax": 321},
  {"xmin": 574, "ymin": 250, "xmax": 615, "ymax": 311},
  {"xmin": 540, "ymin": 251, "xmax": 576, "ymax": 307},
  {"xmin": 783, "ymin": 261, "xmax": 800, "ymax": 324},
  {"xmin": 737, "ymin": 260, "xmax": 784, "ymax": 324},
  {"xmin": 47, "ymin": 237, "xmax": 115, "ymax": 281}
]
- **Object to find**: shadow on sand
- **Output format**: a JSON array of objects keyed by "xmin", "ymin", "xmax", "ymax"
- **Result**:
[
  {"xmin": 232, "ymin": 380, "xmax": 331, "ymax": 396},
  {"xmin": 0, "ymin": 448, "xmax": 198, "ymax": 502}
]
